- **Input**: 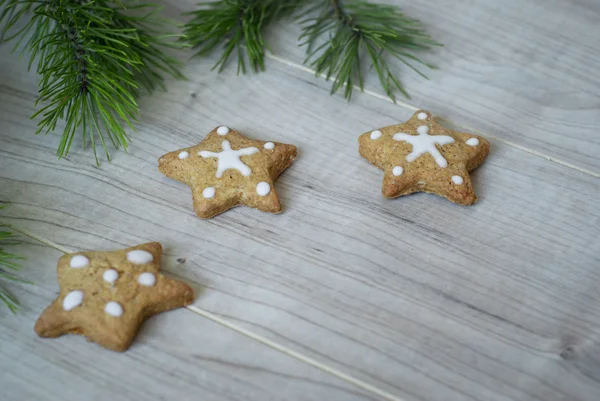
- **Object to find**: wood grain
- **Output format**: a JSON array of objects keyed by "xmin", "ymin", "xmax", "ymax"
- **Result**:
[
  {"xmin": 0, "ymin": 241, "xmax": 375, "ymax": 401},
  {"xmin": 259, "ymin": 0, "xmax": 600, "ymax": 175},
  {"xmin": 1, "ymin": 47, "xmax": 600, "ymax": 401}
]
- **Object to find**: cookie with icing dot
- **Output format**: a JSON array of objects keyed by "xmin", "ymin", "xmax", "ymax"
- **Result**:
[
  {"xmin": 34, "ymin": 242, "xmax": 194, "ymax": 352},
  {"xmin": 158, "ymin": 126, "xmax": 297, "ymax": 218},
  {"xmin": 358, "ymin": 110, "xmax": 489, "ymax": 205}
]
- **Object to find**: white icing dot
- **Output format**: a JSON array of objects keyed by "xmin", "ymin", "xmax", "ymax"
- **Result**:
[
  {"xmin": 138, "ymin": 272, "xmax": 156, "ymax": 287},
  {"xmin": 466, "ymin": 138, "xmax": 480, "ymax": 147},
  {"xmin": 417, "ymin": 125, "xmax": 429, "ymax": 135},
  {"xmin": 70, "ymin": 255, "xmax": 89, "ymax": 268},
  {"xmin": 452, "ymin": 175, "xmax": 464, "ymax": 185},
  {"xmin": 104, "ymin": 301, "xmax": 123, "ymax": 317},
  {"xmin": 178, "ymin": 151, "xmax": 189, "ymax": 159},
  {"xmin": 264, "ymin": 142, "xmax": 275, "ymax": 150},
  {"xmin": 392, "ymin": 166, "xmax": 404, "ymax": 176},
  {"xmin": 256, "ymin": 181, "xmax": 271, "ymax": 196},
  {"xmin": 370, "ymin": 130, "xmax": 382, "ymax": 140},
  {"xmin": 216, "ymin": 126, "xmax": 230, "ymax": 135},
  {"xmin": 203, "ymin": 186, "xmax": 216, "ymax": 199},
  {"xmin": 126, "ymin": 250, "xmax": 154, "ymax": 265},
  {"xmin": 63, "ymin": 290, "xmax": 83, "ymax": 311},
  {"xmin": 417, "ymin": 112, "xmax": 428, "ymax": 120},
  {"xmin": 103, "ymin": 269, "xmax": 118, "ymax": 283}
]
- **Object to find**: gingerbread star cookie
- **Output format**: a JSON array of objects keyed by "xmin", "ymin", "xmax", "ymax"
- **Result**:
[
  {"xmin": 34, "ymin": 242, "xmax": 194, "ymax": 352},
  {"xmin": 358, "ymin": 110, "xmax": 489, "ymax": 205},
  {"xmin": 158, "ymin": 126, "xmax": 297, "ymax": 218}
]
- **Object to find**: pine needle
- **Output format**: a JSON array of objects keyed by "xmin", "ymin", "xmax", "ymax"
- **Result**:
[
  {"xmin": 299, "ymin": 0, "xmax": 440, "ymax": 101},
  {"xmin": 0, "ymin": 207, "xmax": 28, "ymax": 314},
  {"xmin": 182, "ymin": 0, "xmax": 307, "ymax": 73},
  {"xmin": 0, "ymin": 0, "xmax": 187, "ymax": 164},
  {"xmin": 184, "ymin": 0, "xmax": 439, "ymax": 101}
]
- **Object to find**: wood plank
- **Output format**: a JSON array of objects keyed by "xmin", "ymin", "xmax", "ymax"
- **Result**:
[
  {"xmin": 258, "ymin": 0, "xmax": 600, "ymax": 174},
  {"xmin": 2, "ymin": 47, "xmax": 600, "ymax": 400},
  {"xmin": 0, "ymin": 241, "xmax": 375, "ymax": 401}
]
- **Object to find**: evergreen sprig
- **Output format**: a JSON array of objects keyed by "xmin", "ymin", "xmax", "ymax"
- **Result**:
[
  {"xmin": 1, "ymin": 0, "xmax": 439, "ymax": 161},
  {"xmin": 183, "ymin": 0, "xmax": 439, "ymax": 101},
  {"xmin": 0, "ymin": 0, "xmax": 186, "ymax": 163},
  {"xmin": 0, "ymin": 208, "xmax": 28, "ymax": 314},
  {"xmin": 182, "ymin": 0, "xmax": 305, "ymax": 74},
  {"xmin": 300, "ymin": 0, "xmax": 440, "ymax": 101}
]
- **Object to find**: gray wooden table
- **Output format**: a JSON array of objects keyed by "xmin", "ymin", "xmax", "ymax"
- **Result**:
[{"xmin": 2, "ymin": 1, "xmax": 600, "ymax": 400}]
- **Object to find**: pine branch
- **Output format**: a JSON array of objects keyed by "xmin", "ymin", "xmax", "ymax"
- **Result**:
[
  {"xmin": 299, "ymin": 0, "xmax": 440, "ymax": 101},
  {"xmin": 0, "ymin": 207, "xmax": 28, "ymax": 314},
  {"xmin": 0, "ymin": 0, "xmax": 186, "ymax": 164},
  {"xmin": 183, "ymin": 0, "xmax": 307, "ymax": 74},
  {"xmin": 184, "ymin": 0, "xmax": 439, "ymax": 101}
]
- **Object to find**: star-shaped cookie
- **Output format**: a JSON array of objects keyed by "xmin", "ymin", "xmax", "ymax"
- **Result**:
[
  {"xmin": 358, "ymin": 110, "xmax": 489, "ymax": 205},
  {"xmin": 34, "ymin": 242, "xmax": 194, "ymax": 352},
  {"xmin": 158, "ymin": 126, "xmax": 297, "ymax": 218}
]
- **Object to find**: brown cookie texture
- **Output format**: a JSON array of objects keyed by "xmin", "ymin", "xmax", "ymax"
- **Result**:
[
  {"xmin": 158, "ymin": 126, "xmax": 297, "ymax": 219},
  {"xmin": 34, "ymin": 242, "xmax": 194, "ymax": 352},
  {"xmin": 358, "ymin": 110, "xmax": 490, "ymax": 205}
]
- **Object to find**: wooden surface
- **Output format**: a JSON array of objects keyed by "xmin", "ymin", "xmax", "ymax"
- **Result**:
[
  {"xmin": 1, "ymin": 1, "xmax": 600, "ymax": 401},
  {"xmin": 264, "ymin": 0, "xmax": 600, "ymax": 176},
  {"xmin": 1, "ymin": 242, "xmax": 375, "ymax": 401}
]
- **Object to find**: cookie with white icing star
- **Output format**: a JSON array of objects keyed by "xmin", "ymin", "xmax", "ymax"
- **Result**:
[
  {"xmin": 34, "ymin": 242, "xmax": 194, "ymax": 352},
  {"xmin": 358, "ymin": 110, "xmax": 489, "ymax": 205},
  {"xmin": 158, "ymin": 126, "xmax": 297, "ymax": 218}
]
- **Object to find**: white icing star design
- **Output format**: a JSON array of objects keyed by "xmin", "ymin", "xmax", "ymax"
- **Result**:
[
  {"xmin": 393, "ymin": 125, "xmax": 455, "ymax": 168},
  {"xmin": 198, "ymin": 140, "xmax": 259, "ymax": 178}
]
